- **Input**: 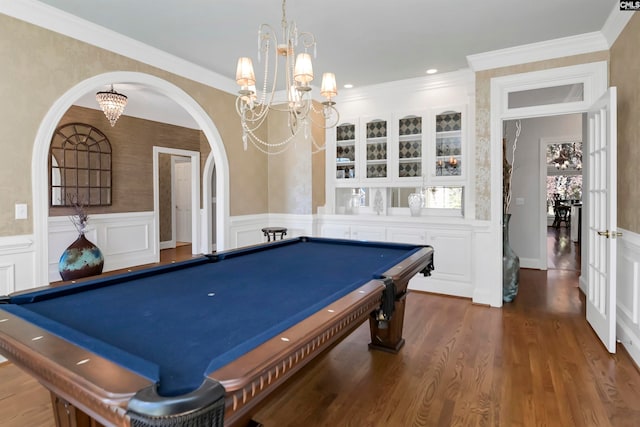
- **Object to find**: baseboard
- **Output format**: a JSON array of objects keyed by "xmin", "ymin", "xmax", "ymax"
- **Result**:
[{"xmin": 519, "ymin": 257, "xmax": 546, "ymax": 270}]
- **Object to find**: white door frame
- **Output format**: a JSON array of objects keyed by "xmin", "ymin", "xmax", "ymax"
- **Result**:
[
  {"xmin": 489, "ymin": 61, "xmax": 608, "ymax": 306},
  {"xmin": 31, "ymin": 71, "xmax": 229, "ymax": 285},
  {"xmin": 154, "ymin": 149, "xmax": 199, "ymax": 255}
]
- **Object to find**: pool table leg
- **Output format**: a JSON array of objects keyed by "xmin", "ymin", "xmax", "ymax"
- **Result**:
[
  {"xmin": 368, "ymin": 291, "xmax": 407, "ymax": 353},
  {"xmin": 50, "ymin": 392, "xmax": 104, "ymax": 427}
]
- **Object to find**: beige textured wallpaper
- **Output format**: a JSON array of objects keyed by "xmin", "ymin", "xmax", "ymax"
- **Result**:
[
  {"xmin": 611, "ymin": 13, "xmax": 640, "ymax": 233},
  {"xmin": 267, "ymin": 104, "xmax": 325, "ymax": 215},
  {"xmin": 474, "ymin": 50, "xmax": 609, "ymax": 220},
  {"xmin": 49, "ymin": 106, "xmax": 202, "ymax": 217},
  {"xmin": 0, "ymin": 14, "xmax": 268, "ymax": 237}
]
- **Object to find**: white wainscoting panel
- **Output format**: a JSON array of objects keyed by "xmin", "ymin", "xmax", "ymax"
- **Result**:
[
  {"xmin": 227, "ymin": 214, "xmax": 316, "ymax": 250},
  {"xmin": 0, "ymin": 235, "xmax": 36, "ymax": 294},
  {"xmin": 317, "ymin": 215, "xmax": 477, "ymax": 300},
  {"xmin": 48, "ymin": 212, "xmax": 157, "ymax": 282},
  {"xmin": 617, "ymin": 228, "xmax": 640, "ymax": 367},
  {"xmin": 228, "ymin": 214, "xmax": 270, "ymax": 249}
]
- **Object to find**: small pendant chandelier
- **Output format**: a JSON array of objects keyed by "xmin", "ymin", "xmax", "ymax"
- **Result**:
[
  {"xmin": 235, "ymin": 0, "xmax": 339, "ymax": 155},
  {"xmin": 96, "ymin": 84, "xmax": 128, "ymax": 127}
]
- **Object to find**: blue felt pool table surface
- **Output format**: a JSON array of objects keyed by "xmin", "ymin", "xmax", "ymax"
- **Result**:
[{"xmin": 2, "ymin": 237, "xmax": 426, "ymax": 396}]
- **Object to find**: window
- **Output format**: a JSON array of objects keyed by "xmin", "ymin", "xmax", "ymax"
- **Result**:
[{"xmin": 49, "ymin": 123, "xmax": 112, "ymax": 207}]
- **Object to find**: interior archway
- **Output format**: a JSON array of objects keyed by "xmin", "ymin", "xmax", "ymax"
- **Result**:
[{"xmin": 31, "ymin": 71, "xmax": 229, "ymax": 285}]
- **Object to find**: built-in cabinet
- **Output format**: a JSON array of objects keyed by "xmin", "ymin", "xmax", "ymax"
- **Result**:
[
  {"xmin": 328, "ymin": 105, "xmax": 467, "ymax": 215},
  {"xmin": 323, "ymin": 74, "xmax": 476, "ymax": 300},
  {"xmin": 318, "ymin": 215, "xmax": 474, "ymax": 298}
]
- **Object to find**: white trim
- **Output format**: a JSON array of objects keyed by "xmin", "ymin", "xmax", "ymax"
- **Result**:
[
  {"xmin": 0, "ymin": 235, "xmax": 34, "ymax": 254},
  {"xmin": 153, "ymin": 148, "xmax": 200, "ymax": 258},
  {"xmin": 32, "ymin": 71, "xmax": 229, "ymax": 284},
  {"xmin": 497, "ymin": 62, "xmax": 608, "ymax": 119},
  {"xmin": 336, "ymin": 69, "xmax": 474, "ymax": 104},
  {"xmin": 0, "ymin": 0, "xmax": 237, "ymax": 95},
  {"xmin": 601, "ymin": 9, "xmax": 636, "ymax": 48},
  {"xmin": 467, "ymin": 32, "xmax": 608, "ymax": 72},
  {"xmin": 490, "ymin": 61, "xmax": 608, "ymax": 308}
]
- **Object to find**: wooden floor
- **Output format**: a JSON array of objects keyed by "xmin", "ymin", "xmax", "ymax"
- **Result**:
[{"xmin": 2, "ymin": 235, "xmax": 640, "ymax": 426}]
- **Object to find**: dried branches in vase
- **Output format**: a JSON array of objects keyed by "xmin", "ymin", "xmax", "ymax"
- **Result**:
[
  {"xmin": 66, "ymin": 193, "xmax": 89, "ymax": 235},
  {"xmin": 502, "ymin": 119, "xmax": 522, "ymax": 303},
  {"xmin": 503, "ymin": 120, "xmax": 522, "ymax": 215}
]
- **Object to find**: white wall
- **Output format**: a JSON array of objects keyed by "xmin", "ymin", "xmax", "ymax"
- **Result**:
[{"xmin": 506, "ymin": 114, "xmax": 582, "ymax": 269}]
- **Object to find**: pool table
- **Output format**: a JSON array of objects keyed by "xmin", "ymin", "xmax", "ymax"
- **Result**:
[{"xmin": 0, "ymin": 236, "xmax": 434, "ymax": 427}]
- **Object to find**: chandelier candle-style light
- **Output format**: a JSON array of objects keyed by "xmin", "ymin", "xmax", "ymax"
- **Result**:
[
  {"xmin": 235, "ymin": 0, "xmax": 339, "ymax": 154},
  {"xmin": 96, "ymin": 85, "xmax": 128, "ymax": 127}
]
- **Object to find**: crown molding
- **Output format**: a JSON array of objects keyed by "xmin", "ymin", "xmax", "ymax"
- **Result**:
[
  {"xmin": 0, "ymin": 0, "xmax": 238, "ymax": 95},
  {"xmin": 336, "ymin": 69, "xmax": 475, "ymax": 103},
  {"xmin": 467, "ymin": 31, "xmax": 609, "ymax": 72},
  {"xmin": 601, "ymin": 9, "xmax": 635, "ymax": 47}
]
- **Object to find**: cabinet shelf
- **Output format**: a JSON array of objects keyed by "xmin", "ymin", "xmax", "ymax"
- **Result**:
[
  {"xmin": 399, "ymin": 134, "xmax": 421, "ymax": 141},
  {"xmin": 366, "ymin": 137, "xmax": 387, "ymax": 143},
  {"xmin": 337, "ymin": 140, "xmax": 356, "ymax": 147},
  {"xmin": 436, "ymin": 130, "xmax": 461, "ymax": 137}
]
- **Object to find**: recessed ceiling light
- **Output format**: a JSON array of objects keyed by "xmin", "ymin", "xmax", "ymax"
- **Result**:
[
  {"xmin": 343, "ymin": 84, "xmax": 353, "ymax": 89},
  {"xmin": 426, "ymin": 69, "xmax": 438, "ymax": 75}
]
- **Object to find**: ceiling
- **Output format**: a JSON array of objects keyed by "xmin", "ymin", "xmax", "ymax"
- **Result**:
[{"xmin": 35, "ymin": 0, "xmax": 618, "ymax": 128}]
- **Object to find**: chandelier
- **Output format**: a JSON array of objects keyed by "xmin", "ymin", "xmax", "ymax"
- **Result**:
[
  {"xmin": 235, "ymin": 0, "xmax": 339, "ymax": 154},
  {"xmin": 96, "ymin": 85, "xmax": 128, "ymax": 127}
]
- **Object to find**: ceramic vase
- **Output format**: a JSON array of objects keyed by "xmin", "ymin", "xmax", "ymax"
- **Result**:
[
  {"xmin": 503, "ymin": 214, "xmax": 520, "ymax": 302},
  {"xmin": 408, "ymin": 192, "xmax": 423, "ymax": 217},
  {"xmin": 59, "ymin": 234, "xmax": 104, "ymax": 281}
]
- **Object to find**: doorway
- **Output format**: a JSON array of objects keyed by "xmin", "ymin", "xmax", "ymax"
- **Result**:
[
  {"xmin": 31, "ymin": 72, "xmax": 230, "ymax": 284},
  {"xmin": 504, "ymin": 115, "xmax": 583, "ymax": 272},
  {"xmin": 153, "ymin": 147, "xmax": 199, "ymax": 258},
  {"xmin": 173, "ymin": 156, "xmax": 192, "ymax": 246},
  {"xmin": 544, "ymin": 137, "xmax": 583, "ymax": 272}
]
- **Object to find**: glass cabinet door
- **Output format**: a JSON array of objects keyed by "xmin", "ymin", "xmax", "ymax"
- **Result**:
[
  {"xmin": 335, "ymin": 122, "xmax": 356, "ymax": 180},
  {"xmin": 435, "ymin": 111, "xmax": 462, "ymax": 177},
  {"xmin": 397, "ymin": 115, "xmax": 422, "ymax": 178},
  {"xmin": 365, "ymin": 119, "xmax": 388, "ymax": 179}
]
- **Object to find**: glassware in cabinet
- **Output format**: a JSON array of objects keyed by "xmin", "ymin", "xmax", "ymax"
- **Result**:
[
  {"xmin": 335, "ymin": 122, "xmax": 356, "ymax": 180},
  {"xmin": 435, "ymin": 111, "xmax": 462, "ymax": 177}
]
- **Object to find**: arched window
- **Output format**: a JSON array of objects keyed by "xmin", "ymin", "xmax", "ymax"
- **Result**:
[{"xmin": 49, "ymin": 123, "xmax": 112, "ymax": 207}]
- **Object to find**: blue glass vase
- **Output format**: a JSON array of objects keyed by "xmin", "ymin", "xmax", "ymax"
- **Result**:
[
  {"xmin": 503, "ymin": 214, "xmax": 520, "ymax": 302},
  {"xmin": 58, "ymin": 234, "xmax": 104, "ymax": 281}
]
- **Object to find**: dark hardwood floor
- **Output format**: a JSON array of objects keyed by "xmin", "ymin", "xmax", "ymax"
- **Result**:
[{"xmin": 2, "ymin": 237, "xmax": 640, "ymax": 426}]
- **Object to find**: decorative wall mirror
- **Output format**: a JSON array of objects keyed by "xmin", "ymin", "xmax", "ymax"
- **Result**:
[{"xmin": 49, "ymin": 123, "xmax": 112, "ymax": 207}]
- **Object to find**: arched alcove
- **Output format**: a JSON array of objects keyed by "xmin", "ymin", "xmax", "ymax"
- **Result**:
[{"xmin": 32, "ymin": 71, "xmax": 229, "ymax": 284}]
